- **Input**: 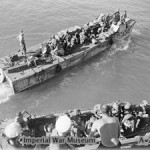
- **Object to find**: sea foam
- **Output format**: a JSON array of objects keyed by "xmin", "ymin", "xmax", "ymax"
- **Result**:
[{"xmin": 0, "ymin": 83, "xmax": 13, "ymax": 104}]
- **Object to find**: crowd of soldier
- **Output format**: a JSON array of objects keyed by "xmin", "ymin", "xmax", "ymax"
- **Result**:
[
  {"xmin": 46, "ymin": 10, "xmax": 127, "ymax": 58},
  {"xmin": 17, "ymin": 10, "xmax": 127, "ymax": 66},
  {"xmin": 2, "ymin": 99, "xmax": 149, "ymax": 149},
  {"xmin": 94, "ymin": 100, "xmax": 150, "ymax": 137}
]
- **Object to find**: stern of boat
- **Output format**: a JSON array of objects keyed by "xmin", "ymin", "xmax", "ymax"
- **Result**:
[
  {"xmin": 0, "ymin": 61, "xmax": 6, "ymax": 84},
  {"xmin": 0, "ymin": 59, "xmax": 15, "ymax": 95}
]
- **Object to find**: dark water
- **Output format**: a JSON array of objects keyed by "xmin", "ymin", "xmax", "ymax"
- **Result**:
[{"xmin": 0, "ymin": 0, "xmax": 150, "ymax": 120}]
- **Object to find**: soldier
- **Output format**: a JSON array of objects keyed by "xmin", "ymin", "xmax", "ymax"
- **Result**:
[
  {"xmin": 121, "ymin": 11, "xmax": 127, "ymax": 21},
  {"xmin": 79, "ymin": 29, "xmax": 86, "ymax": 44},
  {"xmin": 50, "ymin": 35, "xmax": 58, "ymax": 50},
  {"xmin": 15, "ymin": 110, "xmax": 29, "ymax": 128},
  {"xmin": 49, "ymin": 115, "xmax": 73, "ymax": 150},
  {"xmin": 113, "ymin": 10, "xmax": 120, "ymax": 24},
  {"xmin": 70, "ymin": 109, "xmax": 86, "ymax": 137},
  {"xmin": 89, "ymin": 104, "xmax": 121, "ymax": 148},
  {"xmin": 17, "ymin": 30, "xmax": 27, "ymax": 57}
]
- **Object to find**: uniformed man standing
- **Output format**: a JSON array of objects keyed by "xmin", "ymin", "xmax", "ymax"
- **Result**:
[{"xmin": 17, "ymin": 30, "xmax": 27, "ymax": 57}]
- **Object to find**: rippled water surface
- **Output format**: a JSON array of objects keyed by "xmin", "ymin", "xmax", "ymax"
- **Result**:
[{"xmin": 0, "ymin": 0, "xmax": 150, "ymax": 120}]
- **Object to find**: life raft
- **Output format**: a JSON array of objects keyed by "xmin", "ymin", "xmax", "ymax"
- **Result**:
[{"xmin": 0, "ymin": 69, "xmax": 5, "ymax": 84}]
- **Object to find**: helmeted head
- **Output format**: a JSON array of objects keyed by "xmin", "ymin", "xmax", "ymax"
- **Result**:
[
  {"xmin": 112, "ymin": 102, "xmax": 119, "ymax": 114},
  {"xmin": 55, "ymin": 115, "xmax": 71, "ymax": 136},
  {"xmin": 106, "ymin": 13, "xmax": 110, "ymax": 16},
  {"xmin": 124, "ymin": 102, "xmax": 131, "ymax": 110},
  {"xmin": 20, "ymin": 30, "xmax": 24, "ymax": 36},
  {"xmin": 124, "ymin": 102, "xmax": 132, "ymax": 115},
  {"xmin": 115, "ymin": 9, "xmax": 120, "ymax": 14},
  {"xmin": 142, "ymin": 100, "xmax": 148, "ymax": 106},
  {"xmin": 93, "ymin": 104, "xmax": 102, "ymax": 114},
  {"xmin": 21, "ymin": 30, "xmax": 24, "ymax": 34},
  {"xmin": 73, "ymin": 109, "xmax": 80, "ymax": 116},
  {"xmin": 47, "ymin": 124, "xmax": 54, "ymax": 132},
  {"xmin": 51, "ymin": 35, "xmax": 55, "ymax": 39},
  {"xmin": 83, "ymin": 24, "xmax": 88, "ymax": 28},
  {"xmin": 4, "ymin": 122, "xmax": 23, "ymax": 139},
  {"xmin": 16, "ymin": 112, "xmax": 22, "ymax": 117},
  {"xmin": 66, "ymin": 30, "xmax": 69, "ymax": 34}
]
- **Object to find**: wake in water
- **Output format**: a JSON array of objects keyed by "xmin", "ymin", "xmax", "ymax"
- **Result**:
[
  {"xmin": 0, "ymin": 84, "xmax": 13, "ymax": 104},
  {"xmin": 86, "ymin": 37, "xmax": 133, "ymax": 74},
  {"xmin": 132, "ymin": 29, "xmax": 142, "ymax": 35},
  {"xmin": 108, "ymin": 37, "xmax": 132, "ymax": 56}
]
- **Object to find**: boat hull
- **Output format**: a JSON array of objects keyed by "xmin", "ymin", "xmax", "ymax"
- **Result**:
[
  {"xmin": 6, "ymin": 43, "xmax": 110, "ymax": 94},
  {"xmin": 0, "ymin": 19, "xmax": 136, "ymax": 94},
  {"xmin": 0, "ymin": 102, "xmax": 150, "ymax": 149}
]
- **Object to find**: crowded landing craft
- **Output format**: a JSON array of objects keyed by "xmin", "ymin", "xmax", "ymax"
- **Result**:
[
  {"xmin": 0, "ymin": 100, "xmax": 150, "ymax": 149},
  {"xmin": 0, "ymin": 10, "xmax": 135, "ymax": 94}
]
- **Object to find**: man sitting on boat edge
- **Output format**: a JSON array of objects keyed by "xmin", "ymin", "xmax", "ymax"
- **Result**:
[{"xmin": 88, "ymin": 104, "xmax": 121, "ymax": 148}]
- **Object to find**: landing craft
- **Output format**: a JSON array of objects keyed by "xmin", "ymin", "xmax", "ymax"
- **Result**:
[
  {"xmin": 0, "ymin": 12, "xmax": 136, "ymax": 94},
  {"xmin": 0, "ymin": 101, "xmax": 150, "ymax": 149}
]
